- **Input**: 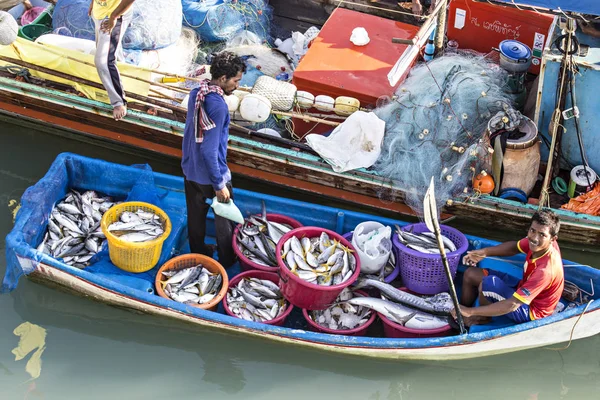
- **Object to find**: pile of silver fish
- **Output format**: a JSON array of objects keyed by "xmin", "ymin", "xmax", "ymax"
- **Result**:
[
  {"xmin": 395, "ymin": 225, "xmax": 457, "ymax": 254},
  {"xmin": 236, "ymin": 203, "xmax": 294, "ymax": 267},
  {"xmin": 161, "ymin": 265, "xmax": 223, "ymax": 305},
  {"xmin": 281, "ymin": 231, "xmax": 356, "ymax": 286},
  {"xmin": 354, "ymin": 278, "xmax": 454, "ymax": 316},
  {"xmin": 107, "ymin": 209, "xmax": 165, "ymax": 242},
  {"xmin": 37, "ymin": 189, "xmax": 117, "ymax": 268},
  {"xmin": 226, "ymin": 277, "xmax": 288, "ymax": 322},
  {"xmin": 309, "ymin": 288, "xmax": 372, "ymax": 331},
  {"xmin": 346, "ymin": 277, "xmax": 454, "ymax": 330},
  {"xmin": 346, "ymin": 296, "xmax": 450, "ymax": 330}
]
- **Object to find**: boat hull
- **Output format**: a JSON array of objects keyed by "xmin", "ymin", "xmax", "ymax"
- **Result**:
[{"xmin": 23, "ymin": 259, "xmax": 600, "ymax": 360}]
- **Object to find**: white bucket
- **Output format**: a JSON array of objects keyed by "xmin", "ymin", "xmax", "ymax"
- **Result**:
[{"xmin": 351, "ymin": 221, "xmax": 391, "ymax": 275}]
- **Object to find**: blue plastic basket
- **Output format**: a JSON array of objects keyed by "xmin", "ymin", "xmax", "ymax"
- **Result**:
[{"xmin": 393, "ymin": 223, "xmax": 468, "ymax": 295}]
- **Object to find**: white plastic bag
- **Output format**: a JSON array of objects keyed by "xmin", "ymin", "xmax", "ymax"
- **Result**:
[
  {"xmin": 352, "ymin": 222, "xmax": 392, "ymax": 274},
  {"xmin": 305, "ymin": 111, "xmax": 385, "ymax": 173}
]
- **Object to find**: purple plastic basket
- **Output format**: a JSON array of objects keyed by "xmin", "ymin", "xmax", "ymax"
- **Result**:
[
  {"xmin": 393, "ymin": 223, "xmax": 468, "ymax": 295},
  {"xmin": 343, "ymin": 232, "xmax": 400, "ymax": 283}
]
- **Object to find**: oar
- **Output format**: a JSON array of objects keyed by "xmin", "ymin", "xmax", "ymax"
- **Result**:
[{"xmin": 423, "ymin": 176, "xmax": 467, "ymax": 334}]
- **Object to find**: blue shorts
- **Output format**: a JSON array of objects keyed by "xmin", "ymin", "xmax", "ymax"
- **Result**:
[{"xmin": 482, "ymin": 272, "xmax": 531, "ymax": 323}]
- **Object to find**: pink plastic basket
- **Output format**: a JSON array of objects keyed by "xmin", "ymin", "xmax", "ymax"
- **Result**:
[{"xmin": 393, "ymin": 223, "xmax": 468, "ymax": 295}]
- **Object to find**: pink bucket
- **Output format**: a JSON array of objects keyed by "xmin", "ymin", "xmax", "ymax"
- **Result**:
[
  {"xmin": 232, "ymin": 214, "xmax": 302, "ymax": 273},
  {"xmin": 378, "ymin": 287, "xmax": 453, "ymax": 338},
  {"xmin": 222, "ymin": 270, "xmax": 294, "ymax": 326},
  {"xmin": 276, "ymin": 227, "xmax": 361, "ymax": 310},
  {"xmin": 21, "ymin": 7, "xmax": 45, "ymax": 26},
  {"xmin": 302, "ymin": 290, "xmax": 375, "ymax": 336}
]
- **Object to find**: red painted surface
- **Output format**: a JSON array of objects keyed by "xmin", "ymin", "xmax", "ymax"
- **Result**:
[
  {"xmin": 447, "ymin": 0, "xmax": 555, "ymax": 75},
  {"xmin": 292, "ymin": 8, "xmax": 419, "ymax": 135}
]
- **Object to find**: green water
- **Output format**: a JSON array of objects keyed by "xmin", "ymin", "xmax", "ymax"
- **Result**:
[{"xmin": 0, "ymin": 120, "xmax": 599, "ymax": 400}]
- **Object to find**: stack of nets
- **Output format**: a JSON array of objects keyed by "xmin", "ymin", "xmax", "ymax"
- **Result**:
[
  {"xmin": 182, "ymin": 0, "xmax": 272, "ymax": 43},
  {"xmin": 373, "ymin": 52, "xmax": 514, "ymax": 215},
  {"xmin": 52, "ymin": 0, "xmax": 182, "ymax": 50}
]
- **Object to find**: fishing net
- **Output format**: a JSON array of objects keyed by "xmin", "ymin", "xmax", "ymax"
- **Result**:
[
  {"xmin": 373, "ymin": 52, "xmax": 514, "ymax": 215},
  {"xmin": 52, "ymin": 0, "xmax": 182, "ymax": 50},
  {"xmin": 182, "ymin": 0, "xmax": 272, "ymax": 43}
]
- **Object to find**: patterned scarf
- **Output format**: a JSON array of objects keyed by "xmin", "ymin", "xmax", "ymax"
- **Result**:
[{"xmin": 194, "ymin": 79, "xmax": 224, "ymax": 143}]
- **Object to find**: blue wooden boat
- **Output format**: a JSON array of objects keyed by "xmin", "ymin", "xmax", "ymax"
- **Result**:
[{"xmin": 4, "ymin": 153, "xmax": 600, "ymax": 360}]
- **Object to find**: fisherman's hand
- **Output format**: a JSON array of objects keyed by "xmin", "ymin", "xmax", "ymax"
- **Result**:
[
  {"xmin": 101, "ymin": 16, "xmax": 116, "ymax": 33},
  {"xmin": 411, "ymin": 0, "xmax": 423, "ymax": 16},
  {"xmin": 215, "ymin": 187, "xmax": 231, "ymax": 203},
  {"xmin": 451, "ymin": 305, "xmax": 472, "ymax": 320},
  {"xmin": 462, "ymin": 249, "xmax": 487, "ymax": 267}
]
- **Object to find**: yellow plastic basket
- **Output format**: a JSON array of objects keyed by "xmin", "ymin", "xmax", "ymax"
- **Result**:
[{"xmin": 101, "ymin": 201, "xmax": 172, "ymax": 273}]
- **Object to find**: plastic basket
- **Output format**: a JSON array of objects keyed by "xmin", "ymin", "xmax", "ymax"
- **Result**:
[
  {"xmin": 393, "ymin": 223, "xmax": 468, "ymax": 295},
  {"xmin": 101, "ymin": 201, "xmax": 172, "ymax": 273},
  {"xmin": 155, "ymin": 254, "xmax": 228, "ymax": 311}
]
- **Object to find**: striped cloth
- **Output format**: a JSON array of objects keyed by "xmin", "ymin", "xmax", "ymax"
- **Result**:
[{"xmin": 194, "ymin": 79, "xmax": 224, "ymax": 143}]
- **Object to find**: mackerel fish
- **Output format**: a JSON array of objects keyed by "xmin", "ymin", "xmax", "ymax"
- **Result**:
[
  {"xmin": 309, "ymin": 288, "xmax": 372, "ymax": 331},
  {"xmin": 108, "ymin": 209, "xmax": 165, "ymax": 242},
  {"xmin": 280, "ymin": 231, "xmax": 357, "ymax": 286},
  {"xmin": 354, "ymin": 277, "xmax": 454, "ymax": 316},
  {"xmin": 161, "ymin": 264, "xmax": 223, "ymax": 305},
  {"xmin": 346, "ymin": 297, "xmax": 451, "ymax": 330},
  {"xmin": 226, "ymin": 277, "xmax": 288, "ymax": 322},
  {"xmin": 235, "ymin": 202, "xmax": 295, "ymax": 267},
  {"xmin": 37, "ymin": 189, "xmax": 117, "ymax": 268},
  {"xmin": 395, "ymin": 225, "xmax": 457, "ymax": 254}
]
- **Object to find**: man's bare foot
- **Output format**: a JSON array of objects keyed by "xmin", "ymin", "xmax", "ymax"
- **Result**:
[
  {"xmin": 113, "ymin": 105, "xmax": 127, "ymax": 121},
  {"xmin": 411, "ymin": 0, "xmax": 423, "ymax": 15}
]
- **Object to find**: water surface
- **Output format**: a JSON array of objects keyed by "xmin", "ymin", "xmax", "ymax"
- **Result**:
[{"xmin": 1, "ymin": 120, "xmax": 598, "ymax": 399}]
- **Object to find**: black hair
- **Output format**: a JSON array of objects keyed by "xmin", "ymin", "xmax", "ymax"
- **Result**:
[
  {"xmin": 531, "ymin": 209, "xmax": 560, "ymax": 237},
  {"xmin": 210, "ymin": 51, "xmax": 246, "ymax": 80}
]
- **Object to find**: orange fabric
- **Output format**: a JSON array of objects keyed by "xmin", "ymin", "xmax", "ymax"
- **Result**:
[{"xmin": 561, "ymin": 182, "xmax": 600, "ymax": 216}]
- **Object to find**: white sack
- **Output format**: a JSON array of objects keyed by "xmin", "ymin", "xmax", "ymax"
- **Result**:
[{"xmin": 305, "ymin": 111, "xmax": 385, "ymax": 173}]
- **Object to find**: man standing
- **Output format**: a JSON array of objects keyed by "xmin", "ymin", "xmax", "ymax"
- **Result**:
[
  {"xmin": 182, "ymin": 51, "xmax": 245, "ymax": 268},
  {"xmin": 88, "ymin": 0, "xmax": 135, "ymax": 120},
  {"xmin": 452, "ymin": 209, "xmax": 564, "ymax": 326}
]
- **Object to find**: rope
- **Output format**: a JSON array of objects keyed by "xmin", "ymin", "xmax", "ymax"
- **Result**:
[
  {"xmin": 0, "ymin": 66, "xmax": 32, "ymax": 82},
  {"xmin": 544, "ymin": 300, "xmax": 593, "ymax": 351}
]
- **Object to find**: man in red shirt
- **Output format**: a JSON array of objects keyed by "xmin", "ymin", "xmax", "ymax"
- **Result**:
[{"xmin": 452, "ymin": 209, "xmax": 564, "ymax": 325}]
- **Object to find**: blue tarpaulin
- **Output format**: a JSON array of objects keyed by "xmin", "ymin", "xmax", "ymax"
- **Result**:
[{"xmin": 492, "ymin": 0, "xmax": 600, "ymax": 16}]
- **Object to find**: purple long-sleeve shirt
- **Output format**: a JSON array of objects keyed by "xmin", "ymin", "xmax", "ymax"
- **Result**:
[{"xmin": 181, "ymin": 89, "xmax": 231, "ymax": 190}]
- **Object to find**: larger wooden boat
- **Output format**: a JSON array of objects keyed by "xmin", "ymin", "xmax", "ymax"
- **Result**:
[
  {"xmin": 4, "ymin": 153, "xmax": 600, "ymax": 360},
  {"xmin": 0, "ymin": 0, "xmax": 599, "ymax": 246}
]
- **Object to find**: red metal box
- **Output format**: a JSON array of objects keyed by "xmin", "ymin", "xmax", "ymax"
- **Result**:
[{"xmin": 447, "ymin": 0, "xmax": 555, "ymax": 75}]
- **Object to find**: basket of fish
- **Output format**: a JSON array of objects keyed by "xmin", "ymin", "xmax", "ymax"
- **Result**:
[
  {"xmin": 154, "ymin": 254, "xmax": 228, "ymax": 311},
  {"xmin": 276, "ymin": 227, "xmax": 361, "ymax": 310},
  {"xmin": 233, "ymin": 212, "xmax": 303, "ymax": 272},
  {"xmin": 343, "ymin": 232, "xmax": 400, "ymax": 283},
  {"xmin": 302, "ymin": 288, "xmax": 376, "ymax": 336},
  {"xmin": 223, "ymin": 270, "xmax": 294, "ymax": 326},
  {"xmin": 393, "ymin": 223, "xmax": 468, "ymax": 295},
  {"xmin": 101, "ymin": 201, "xmax": 172, "ymax": 273}
]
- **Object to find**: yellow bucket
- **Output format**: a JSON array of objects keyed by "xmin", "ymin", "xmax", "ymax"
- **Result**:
[{"xmin": 101, "ymin": 201, "xmax": 172, "ymax": 273}]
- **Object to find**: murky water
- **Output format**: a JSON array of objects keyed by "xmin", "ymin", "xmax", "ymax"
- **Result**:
[{"xmin": 1, "ymin": 119, "xmax": 599, "ymax": 399}]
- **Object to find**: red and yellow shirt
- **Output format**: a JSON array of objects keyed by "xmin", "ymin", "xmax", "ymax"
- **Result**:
[{"xmin": 514, "ymin": 238, "xmax": 564, "ymax": 319}]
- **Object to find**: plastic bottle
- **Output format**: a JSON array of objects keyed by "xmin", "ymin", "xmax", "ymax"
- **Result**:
[{"xmin": 276, "ymin": 66, "xmax": 289, "ymax": 81}]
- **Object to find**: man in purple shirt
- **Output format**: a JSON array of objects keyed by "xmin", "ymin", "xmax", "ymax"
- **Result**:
[{"xmin": 181, "ymin": 52, "xmax": 245, "ymax": 268}]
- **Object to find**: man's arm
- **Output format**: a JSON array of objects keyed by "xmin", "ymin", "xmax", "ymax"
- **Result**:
[
  {"xmin": 463, "ymin": 241, "xmax": 520, "ymax": 266},
  {"xmin": 100, "ymin": 0, "xmax": 136, "ymax": 32},
  {"xmin": 198, "ymin": 96, "xmax": 228, "ymax": 191},
  {"xmin": 453, "ymin": 297, "xmax": 524, "ymax": 319}
]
